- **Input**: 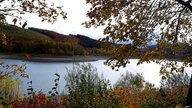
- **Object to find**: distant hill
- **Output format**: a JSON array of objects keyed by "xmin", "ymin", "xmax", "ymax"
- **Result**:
[
  {"xmin": 29, "ymin": 27, "xmax": 99, "ymax": 48},
  {"xmin": 0, "ymin": 24, "xmax": 107, "ymax": 55},
  {"xmin": 70, "ymin": 34, "xmax": 100, "ymax": 48},
  {"xmin": 0, "ymin": 24, "xmax": 51, "ymax": 41},
  {"xmin": 28, "ymin": 27, "xmax": 78, "ymax": 42},
  {"xmin": 0, "ymin": 24, "xmax": 100, "ymax": 48}
]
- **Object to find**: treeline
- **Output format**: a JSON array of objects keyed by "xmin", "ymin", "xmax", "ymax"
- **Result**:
[
  {"xmin": 72, "ymin": 34, "xmax": 100, "ymax": 48},
  {"xmin": 136, "ymin": 43, "xmax": 192, "ymax": 61},
  {"xmin": 0, "ymin": 39, "xmax": 111, "ymax": 56},
  {"xmin": 0, "ymin": 39, "xmax": 85, "ymax": 55},
  {"xmin": 0, "ymin": 25, "xmax": 111, "ymax": 56}
]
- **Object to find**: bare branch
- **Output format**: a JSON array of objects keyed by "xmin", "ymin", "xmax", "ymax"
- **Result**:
[
  {"xmin": 125, "ymin": 0, "xmax": 135, "ymax": 5},
  {"xmin": 174, "ymin": 8, "xmax": 184, "ymax": 43},
  {"xmin": 175, "ymin": 0, "xmax": 192, "ymax": 12}
]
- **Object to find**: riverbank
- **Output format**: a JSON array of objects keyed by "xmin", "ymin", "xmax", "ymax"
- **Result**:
[{"xmin": 0, "ymin": 54, "xmax": 107, "ymax": 62}]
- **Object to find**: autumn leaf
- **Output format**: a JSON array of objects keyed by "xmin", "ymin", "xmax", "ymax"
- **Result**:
[{"xmin": 12, "ymin": 18, "xmax": 17, "ymax": 24}]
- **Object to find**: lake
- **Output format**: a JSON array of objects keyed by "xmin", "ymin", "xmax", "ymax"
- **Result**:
[{"xmin": 0, "ymin": 58, "xmax": 191, "ymax": 95}]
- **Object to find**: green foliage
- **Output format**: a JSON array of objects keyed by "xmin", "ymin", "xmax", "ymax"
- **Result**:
[
  {"xmin": 65, "ymin": 63, "xmax": 118, "ymax": 107},
  {"xmin": 113, "ymin": 71, "xmax": 189, "ymax": 107},
  {"xmin": 0, "ymin": 14, "xmax": 6, "ymax": 24},
  {"xmin": 0, "ymin": 61, "xmax": 28, "ymax": 107},
  {"xmin": 115, "ymin": 71, "xmax": 145, "ymax": 89},
  {"xmin": 26, "ymin": 81, "xmax": 35, "ymax": 98},
  {"xmin": 0, "ymin": 24, "xmax": 111, "ymax": 56},
  {"xmin": 0, "ymin": 32, "xmax": 7, "ymax": 46},
  {"xmin": 0, "ymin": 62, "xmax": 28, "ymax": 107},
  {"xmin": 0, "ymin": 64, "xmax": 188, "ymax": 107},
  {"xmin": 159, "ymin": 72, "xmax": 190, "ymax": 106},
  {"xmin": 49, "ymin": 73, "xmax": 60, "ymax": 97},
  {"xmin": 161, "ymin": 72, "xmax": 190, "ymax": 88},
  {"xmin": 142, "ymin": 83, "xmax": 161, "ymax": 108},
  {"xmin": 0, "ymin": 24, "xmax": 51, "ymax": 41},
  {"xmin": 0, "ymin": 76, "xmax": 22, "ymax": 102},
  {"xmin": 0, "ymin": 36, "xmax": 86, "ymax": 56}
]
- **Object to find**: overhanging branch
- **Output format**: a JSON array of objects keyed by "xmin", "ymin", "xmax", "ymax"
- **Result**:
[
  {"xmin": 174, "ymin": 8, "xmax": 185, "ymax": 43},
  {"xmin": 175, "ymin": 0, "xmax": 192, "ymax": 12},
  {"xmin": 125, "ymin": 0, "xmax": 135, "ymax": 5}
]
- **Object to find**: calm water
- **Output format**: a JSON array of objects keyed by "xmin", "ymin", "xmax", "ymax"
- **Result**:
[{"xmin": 0, "ymin": 58, "xmax": 191, "ymax": 95}]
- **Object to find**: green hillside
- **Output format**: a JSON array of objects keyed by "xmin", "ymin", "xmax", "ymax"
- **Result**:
[
  {"xmin": 0, "ymin": 24, "xmax": 51, "ymax": 41},
  {"xmin": 0, "ymin": 24, "xmax": 111, "ymax": 56}
]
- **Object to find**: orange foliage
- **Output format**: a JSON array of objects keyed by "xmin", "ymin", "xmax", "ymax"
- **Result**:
[
  {"xmin": 129, "ymin": 104, "xmax": 140, "ymax": 108},
  {"xmin": 113, "ymin": 86, "xmax": 142, "ymax": 107}
]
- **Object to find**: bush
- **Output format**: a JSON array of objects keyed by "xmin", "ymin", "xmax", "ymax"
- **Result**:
[
  {"xmin": 113, "ymin": 71, "xmax": 189, "ymax": 107},
  {"xmin": 10, "ymin": 93, "xmax": 67, "ymax": 108},
  {"xmin": 64, "ymin": 63, "xmax": 119, "ymax": 107},
  {"xmin": 0, "ymin": 62, "xmax": 28, "ymax": 107},
  {"xmin": 0, "ymin": 62, "xmax": 189, "ymax": 108},
  {"xmin": 0, "ymin": 63, "xmax": 28, "ymax": 103},
  {"xmin": 0, "ymin": 76, "xmax": 22, "ymax": 102},
  {"xmin": 159, "ymin": 72, "xmax": 190, "ymax": 107},
  {"xmin": 160, "ymin": 72, "xmax": 190, "ymax": 88},
  {"xmin": 115, "ymin": 71, "xmax": 145, "ymax": 89},
  {"xmin": 114, "ymin": 72, "xmax": 146, "ymax": 107}
]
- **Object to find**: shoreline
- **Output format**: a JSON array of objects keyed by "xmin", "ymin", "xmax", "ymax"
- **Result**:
[{"xmin": 0, "ymin": 55, "xmax": 107, "ymax": 62}]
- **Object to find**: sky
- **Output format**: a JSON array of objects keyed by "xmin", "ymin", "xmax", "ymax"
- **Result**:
[{"xmin": 6, "ymin": 0, "xmax": 105, "ymax": 40}]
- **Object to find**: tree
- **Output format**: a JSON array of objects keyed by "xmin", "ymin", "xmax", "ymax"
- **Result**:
[
  {"xmin": 160, "ymin": 71, "xmax": 190, "ymax": 89},
  {"xmin": 85, "ymin": 0, "xmax": 191, "ymax": 70},
  {"xmin": 0, "ymin": 0, "xmax": 67, "ymax": 26},
  {"xmin": 115, "ymin": 71, "xmax": 145, "ymax": 89},
  {"xmin": 64, "ymin": 63, "xmax": 116, "ymax": 107},
  {"xmin": 85, "ymin": 0, "xmax": 192, "ymax": 106}
]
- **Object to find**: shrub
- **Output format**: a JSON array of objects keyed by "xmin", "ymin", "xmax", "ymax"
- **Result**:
[
  {"xmin": 114, "ymin": 72, "xmax": 146, "ymax": 107},
  {"xmin": 0, "ymin": 63, "xmax": 27, "ymax": 105},
  {"xmin": 115, "ymin": 71, "xmax": 145, "ymax": 89},
  {"xmin": 64, "ymin": 63, "xmax": 118, "ymax": 107},
  {"xmin": 159, "ymin": 72, "xmax": 190, "ymax": 107},
  {"xmin": 10, "ymin": 93, "xmax": 67, "ymax": 108},
  {"xmin": 141, "ymin": 82, "xmax": 161, "ymax": 108},
  {"xmin": 0, "ymin": 76, "xmax": 22, "ymax": 102},
  {"xmin": 160, "ymin": 72, "xmax": 190, "ymax": 89},
  {"xmin": 9, "ymin": 74, "xmax": 68, "ymax": 108}
]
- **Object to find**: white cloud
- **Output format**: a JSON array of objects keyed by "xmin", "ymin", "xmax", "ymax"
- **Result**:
[{"xmin": 5, "ymin": 0, "xmax": 104, "ymax": 40}]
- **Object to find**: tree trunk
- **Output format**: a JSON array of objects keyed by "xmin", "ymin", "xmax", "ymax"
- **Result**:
[{"xmin": 186, "ymin": 74, "xmax": 192, "ymax": 107}]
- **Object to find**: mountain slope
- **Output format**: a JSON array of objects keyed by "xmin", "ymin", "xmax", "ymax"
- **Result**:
[
  {"xmin": 29, "ymin": 27, "xmax": 100, "ymax": 48},
  {"xmin": 29, "ymin": 27, "xmax": 78, "ymax": 42},
  {"xmin": 0, "ymin": 24, "xmax": 51, "ymax": 41},
  {"xmin": 1, "ymin": 24, "xmax": 100, "ymax": 49},
  {"xmin": 71, "ymin": 34, "xmax": 100, "ymax": 48}
]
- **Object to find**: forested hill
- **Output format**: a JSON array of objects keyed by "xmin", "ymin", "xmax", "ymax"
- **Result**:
[
  {"xmin": 0, "ymin": 24, "xmax": 51, "ymax": 41},
  {"xmin": 0, "ymin": 24, "xmax": 106, "ymax": 55},
  {"xmin": 28, "ymin": 27, "xmax": 99, "ymax": 48},
  {"xmin": 1, "ymin": 24, "xmax": 191, "ymax": 58},
  {"xmin": 28, "ymin": 27, "xmax": 78, "ymax": 42},
  {"xmin": 70, "ymin": 34, "xmax": 100, "ymax": 48}
]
